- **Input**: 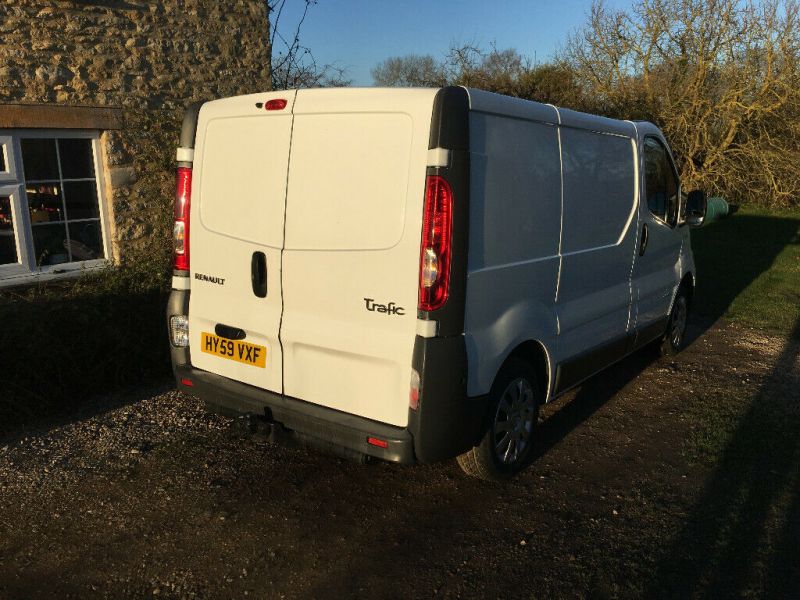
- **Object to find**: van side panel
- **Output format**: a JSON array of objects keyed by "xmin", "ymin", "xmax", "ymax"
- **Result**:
[
  {"xmin": 280, "ymin": 88, "xmax": 439, "ymax": 428},
  {"xmin": 464, "ymin": 111, "xmax": 562, "ymax": 397}
]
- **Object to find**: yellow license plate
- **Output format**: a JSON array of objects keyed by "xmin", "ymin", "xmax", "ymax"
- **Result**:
[{"xmin": 201, "ymin": 332, "xmax": 267, "ymax": 368}]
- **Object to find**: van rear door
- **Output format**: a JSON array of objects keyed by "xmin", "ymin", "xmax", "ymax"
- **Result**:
[
  {"xmin": 188, "ymin": 91, "xmax": 295, "ymax": 393},
  {"xmin": 280, "ymin": 88, "xmax": 438, "ymax": 427}
]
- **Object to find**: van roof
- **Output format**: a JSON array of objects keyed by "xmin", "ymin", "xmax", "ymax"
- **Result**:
[
  {"xmin": 273, "ymin": 86, "xmax": 655, "ymax": 139},
  {"xmin": 464, "ymin": 87, "xmax": 639, "ymax": 138}
]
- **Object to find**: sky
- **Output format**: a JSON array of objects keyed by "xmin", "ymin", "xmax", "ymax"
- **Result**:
[{"xmin": 273, "ymin": 0, "xmax": 629, "ymax": 86}]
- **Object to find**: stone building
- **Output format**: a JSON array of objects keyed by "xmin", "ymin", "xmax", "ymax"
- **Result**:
[{"xmin": 0, "ymin": 0, "xmax": 271, "ymax": 288}]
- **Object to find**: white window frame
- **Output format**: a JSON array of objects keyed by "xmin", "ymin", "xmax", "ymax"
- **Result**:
[
  {"xmin": 0, "ymin": 134, "xmax": 19, "ymax": 183},
  {"xmin": 0, "ymin": 182, "xmax": 28, "ymax": 278},
  {"xmin": 0, "ymin": 129, "xmax": 112, "ymax": 288}
]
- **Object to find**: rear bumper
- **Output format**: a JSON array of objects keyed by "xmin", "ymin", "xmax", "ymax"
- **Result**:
[
  {"xmin": 167, "ymin": 288, "xmax": 488, "ymax": 465},
  {"xmin": 174, "ymin": 364, "xmax": 416, "ymax": 464}
]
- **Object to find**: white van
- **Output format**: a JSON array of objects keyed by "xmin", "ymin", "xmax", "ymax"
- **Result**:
[{"xmin": 167, "ymin": 87, "xmax": 707, "ymax": 480}]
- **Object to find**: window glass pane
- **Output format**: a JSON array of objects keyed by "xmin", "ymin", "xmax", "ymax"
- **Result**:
[
  {"xmin": 666, "ymin": 166, "xmax": 679, "ymax": 226},
  {"xmin": 28, "ymin": 183, "xmax": 64, "ymax": 223},
  {"xmin": 68, "ymin": 220, "xmax": 104, "ymax": 260},
  {"xmin": 644, "ymin": 138, "xmax": 668, "ymax": 221},
  {"xmin": 63, "ymin": 180, "xmax": 100, "ymax": 220},
  {"xmin": 58, "ymin": 139, "xmax": 95, "ymax": 179},
  {"xmin": 32, "ymin": 222, "xmax": 69, "ymax": 266},
  {"xmin": 8, "ymin": 134, "xmax": 106, "ymax": 273},
  {"xmin": 0, "ymin": 195, "xmax": 18, "ymax": 265},
  {"xmin": 21, "ymin": 138, "xmax": 59, "ymax": 180}
]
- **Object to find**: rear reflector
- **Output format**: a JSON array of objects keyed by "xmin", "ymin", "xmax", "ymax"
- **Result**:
[
  {"xmin": 173, "ymin": 166, "xmax": 192, "ymax": 271},
  {"xmin": 367, "ymin": 437, "xmax": 389, "ymax": 449},
  {"xmin": 265, "ymin": 99, "xmax": 287, "ymax": 111},
  {"xmin": 180, "ymin": 378, "xmax": 194, "ymax": 387},
  {"xmin": 418, "ymin": 175, "xmax": 453, "ymax": 311}
]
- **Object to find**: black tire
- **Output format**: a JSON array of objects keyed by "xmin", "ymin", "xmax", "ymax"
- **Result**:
[
  {"xmin": 660, "ymin": 288, "xmax": 690, "ymax": 356},
  {"xmin": 457, "ymin": 358, "xmax": 541, "ymax": 481}
]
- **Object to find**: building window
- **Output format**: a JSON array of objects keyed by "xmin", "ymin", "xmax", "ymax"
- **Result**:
[{"xmin": 0, "ymin": 131, "xmax": 110, "ymax": 285}]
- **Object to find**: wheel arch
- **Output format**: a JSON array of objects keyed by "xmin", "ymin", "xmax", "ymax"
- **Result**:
[
  {"xmin": 680, "ymin": 271, "xmax": 695, "ymax": 307},
  {"xmin": 502, "ymin": 339, "xmax": 553, "ymax": 401}
]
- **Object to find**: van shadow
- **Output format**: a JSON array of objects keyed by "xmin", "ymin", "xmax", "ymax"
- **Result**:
[
  {"xmin": 645, "ymin": 315, "xmax": 800, "ymax": 598},
  {"xmin": 688, "ymin": 212, "xmax": 800, "ymax": 339},
  {"xmin": 535, "ymin": 210, "xmax": 798, "ymax": 459},
  {"xmin": 0, "ymin": 288, "xmax": 171, "ymax": 444},
  {"xmin": 533, "ymin": 340, "xmax": 663, "ymax": 459}
]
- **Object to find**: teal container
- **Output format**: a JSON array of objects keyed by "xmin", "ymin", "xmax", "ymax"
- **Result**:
[{"xmin": 704, "ymin": 197, "xmax": 729, "ymax": 224}]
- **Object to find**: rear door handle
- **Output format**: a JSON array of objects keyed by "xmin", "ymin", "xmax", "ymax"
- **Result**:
[
  {"xmin": 639, "ymin": 223, "xmax": 649, "ymax": 256},
  {"xmin": 251, "ymin": 251, "xmax": 267, "ymax": 297},
  {"xmin": 215, "ymin": 323, "xmax": 246, "ymax": 340}
]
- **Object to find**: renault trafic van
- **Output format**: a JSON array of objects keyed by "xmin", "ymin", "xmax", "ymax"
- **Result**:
[{"xmin": 167, "ymin": 87, "xmax": 707, "ymax": 480}]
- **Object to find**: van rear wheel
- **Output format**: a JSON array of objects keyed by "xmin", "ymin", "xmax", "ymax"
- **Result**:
[{"xmin": 457, "ymin": 358, "xmax": 541, "ymax": 481}]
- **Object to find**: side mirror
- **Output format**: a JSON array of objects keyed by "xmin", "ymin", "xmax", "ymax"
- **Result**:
[{"xmin": 686, "ymin": 189, "xmax": 707, "ymax": 227}]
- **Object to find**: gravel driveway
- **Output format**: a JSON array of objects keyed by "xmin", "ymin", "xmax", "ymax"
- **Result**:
[{"xmin": 1, "ymin": 321, "xmax": 798, "ymax": 599}]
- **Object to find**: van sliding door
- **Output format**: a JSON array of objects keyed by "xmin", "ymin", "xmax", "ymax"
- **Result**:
[{"xmin": 555, "ymin": 126, "xmax": 638, "ymax": 376}]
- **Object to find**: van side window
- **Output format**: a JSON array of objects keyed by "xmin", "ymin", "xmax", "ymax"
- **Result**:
[
  {"xmin": 643, "ymin": 137, "xmax": 679, "ymax": 226},
  {"xmin": 561, "ymin": 128, "xmax": 636, "ymax": 252}
]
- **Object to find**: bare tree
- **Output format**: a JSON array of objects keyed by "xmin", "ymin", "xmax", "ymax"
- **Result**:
[
  {"xmin": 566, "ymin": 0, "xmax": 800, "ymax": 206},
  {"xmin": 268, "ymin": 0, "xmax": 351, "ymax": 89},
  {"xmin": 371, "ymin": 43, "xmax": 584, "ymax": 108},
  {"xmin": 450, "ymin": 44, "xmax": 530, "ymax": 95},
  {"xmin": 372, "ymin": 54, "xmax": 448, "ymax": 87},
  {"xmin": 515, "ymin": 62, "xmax": 587, "ymax": 107}
]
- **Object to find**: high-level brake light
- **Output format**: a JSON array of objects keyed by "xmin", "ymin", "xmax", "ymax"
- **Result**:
[{"xmin": 265, "ymin": 99, "xmax": 287, "ymax": 111}]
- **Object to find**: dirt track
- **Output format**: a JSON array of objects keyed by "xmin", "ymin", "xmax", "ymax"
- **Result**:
[{"xmin": 1, "ymin": 321, "xmax": 798, "ymax": 599}]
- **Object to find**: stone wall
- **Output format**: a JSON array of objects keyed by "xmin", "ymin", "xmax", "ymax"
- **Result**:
[{"xmin": 0, "ymin": 0, "xmax": 271, "ymax": 259}]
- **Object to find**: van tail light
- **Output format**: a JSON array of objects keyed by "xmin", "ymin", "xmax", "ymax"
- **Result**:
[
  {"xmin": 173, "ymin": 166, "xmax": 192, "ymax": 271},
  {"xmin": 418, "ymin": 175, "xmax": 453, "ymax": 311}
]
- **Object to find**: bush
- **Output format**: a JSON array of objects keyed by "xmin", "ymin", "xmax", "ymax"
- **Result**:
[{"xmin": 0, "ymin": 254, "xmax": 173, "ymax": 432}]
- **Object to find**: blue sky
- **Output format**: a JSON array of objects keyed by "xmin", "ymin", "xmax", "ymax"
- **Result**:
[{"xmin": 273, "ymin": 0, "xmax": 628, "ymax": 86}]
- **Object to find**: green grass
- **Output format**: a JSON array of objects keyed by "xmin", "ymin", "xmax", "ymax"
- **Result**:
[
  {"xmin": 691, "ymin": 206, "xmax": 800, "ymax": 337},
  {"xmin": 684, "ymin": 390, "xmax": 751, "ymax": 464},
  {"xmin": 661, "ymin": 208, "xmax": 800, "ymax": 597}
]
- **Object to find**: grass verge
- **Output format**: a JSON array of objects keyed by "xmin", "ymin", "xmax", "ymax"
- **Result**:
[{"xmin": 691, "ymin": 206, "xmax": 800, "ymax": 337}]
